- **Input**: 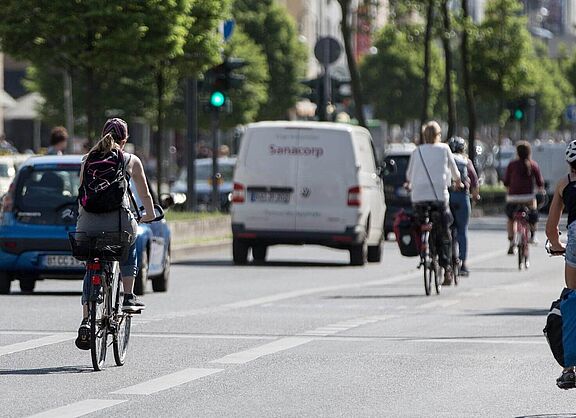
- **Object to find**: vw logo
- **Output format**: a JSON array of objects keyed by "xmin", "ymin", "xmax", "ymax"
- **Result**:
[
  {"xmin": 301, "ymin": 187, "xmax": 311, "ymax": 198},
  {"xmin": 61, "ymin": 208, "xmax": 76, "ymax": 221}
]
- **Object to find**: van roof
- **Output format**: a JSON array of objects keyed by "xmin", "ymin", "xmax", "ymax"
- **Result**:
[
  {"xmin": 246, "ymin": 121, "xmax": 369, "ymax": 135},
  {"xmin": 22, "ymin": 155, "xmax": 83, "ymax": 167}
]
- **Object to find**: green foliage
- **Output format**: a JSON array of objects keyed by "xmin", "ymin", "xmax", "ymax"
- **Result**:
[
  {"xmin": 233, "ymin": 0, "xmax": 307, "ymax": 120},
  {"xmin": 360, "ymin": 24, "xmax": 444, "ymax": 125}
]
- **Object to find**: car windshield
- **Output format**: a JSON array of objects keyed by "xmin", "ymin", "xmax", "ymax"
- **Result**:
[
  {"xmin": 16, "ymin": 166, "xmax": 80, "ymax": 210},
  {"xmin": 179, "ymin": 163, "xmax": 235, "ymax": 182},
  {"xmin": 0, "ymin": 163, "xmax": 12, "ymax": 178}
]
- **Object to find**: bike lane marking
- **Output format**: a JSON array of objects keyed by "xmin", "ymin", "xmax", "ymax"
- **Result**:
[
  {"xmin": 111, "ymin": 368, "xmax": 223, "ymax": 395},
  {"xmin": 0, "ymin": 333, "xmax": 73, "ymax": 357},
  {"xmin": 27, "ymin": 399, "xmax": 126, "ymax": 418}
]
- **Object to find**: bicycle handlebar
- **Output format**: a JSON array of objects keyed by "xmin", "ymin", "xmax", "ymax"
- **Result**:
[
  {"xmin": 136, "ymin": 204, "xmax": 165, "ymax": 223},
  {"xmin": 545, "ymin": 239, "xmax": 566, "ymax": 256}
]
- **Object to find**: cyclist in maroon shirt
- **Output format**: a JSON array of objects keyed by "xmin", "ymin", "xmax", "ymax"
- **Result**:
[{"xmin": 503, "ymin": 141, "xmax": 545, "ymax": 254}]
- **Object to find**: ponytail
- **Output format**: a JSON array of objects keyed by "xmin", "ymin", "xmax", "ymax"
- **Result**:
[
  {"xmin": 88, "ymin": 133, "xmax": 119, "ymax": 156},
  {"xmin": 516, "ymin": 141, "xmax": 532, "ymax": 176}
]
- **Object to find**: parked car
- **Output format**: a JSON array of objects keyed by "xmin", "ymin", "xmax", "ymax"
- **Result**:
[
  {"xmin": 381, "ymin": 143, "xmax": 415, "ymax": 239},
  {"xmin": 0, "ymin": 155, "xmax": 171, "ymax": 294},
  {"xmin": 231, "ymin": 121, "xmax": 385, "ymax": 266},
  {"xmin": 0, "ymin": 155, "xmax": 17, "ymax": 196},
  {"xmin": 171, "ymin": 157, "xmax": 236, "ymax": 211}
]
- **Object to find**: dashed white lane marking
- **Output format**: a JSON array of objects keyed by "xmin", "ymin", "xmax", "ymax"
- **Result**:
[
  {"xmin": 211, "ymin": 337, "xmax": 314, "ymax": 364},
  {"xmin": 302, "ymin": 315, "xmax": 395, "ymax": 336},
  {"xmin": 27, "ymin": 399, "xmax": 126, "ymax": 418},
  {"xmin": 112, "ymin": 368, "xmax": 223, "ymax": 395},
  {"xmin": 0, "ymin": 333, "xmax": 73, "ymax": 357}
]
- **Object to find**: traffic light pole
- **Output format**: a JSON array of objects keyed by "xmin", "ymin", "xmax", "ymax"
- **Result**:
[
  {"xmin": 211, "ymin": 109, "xmax": 220, "ymax": 212},
  {"xmin": 186, "ymin": 77, "xmax": 198, "ymax": 212}
]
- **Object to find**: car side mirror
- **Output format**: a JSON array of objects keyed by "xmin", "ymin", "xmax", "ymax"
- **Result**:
[{"xmin": 159, "ymin": 193, "xmax": 175, "ymax": 210}]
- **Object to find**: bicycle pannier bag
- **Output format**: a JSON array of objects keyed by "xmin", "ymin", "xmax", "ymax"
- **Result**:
[
  {"xmin": 79, "ymin": 149, "xmax": 127, "ymax": 213},
  {"xmin": 544, "ymin": 288, "xmax": 576, "ymax": 367},
  {"xmin": 393, "ymin": 209, "xmax": 419, "ymax": 257}
]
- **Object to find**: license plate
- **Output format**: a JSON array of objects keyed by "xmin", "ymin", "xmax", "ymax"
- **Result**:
[
  {"xmin": 250, "ymin": 191, "xmax": 291, "ymax": 204},
  {"xmin": 43, "ymin": 255, "xmax": 85, "ymax": 268}
]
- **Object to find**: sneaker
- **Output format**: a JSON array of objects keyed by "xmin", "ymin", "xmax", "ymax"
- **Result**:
[
  {"xmin": 459, "ymin": 266, "xmax": 470, "ymax": 277},
  {"xmin": 557, "ymin": 368, "xmax": 576, "ymax": 390},
  {"xmin": 122, "ymin": 294, "xmax": 145, "ymax": 312},
  {"xmin": 442, "ymin": 269, "xmax": 453, "ymax": 286},
  {"xmin": 75, "ymin": 319, "xmax": 90, "ymax": 350},
  {"xmin": 507, "ymin": 244, "xmax": 515, "ymax": 255}
]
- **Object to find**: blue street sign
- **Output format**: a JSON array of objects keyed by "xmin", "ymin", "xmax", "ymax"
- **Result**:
[
  {"xmin": 566, "ymin": 105, "xmax": 576, "ymax": 124},
  {"xmin": 223, "ymin": 20, "xmax": 235, "ymax": 42}
]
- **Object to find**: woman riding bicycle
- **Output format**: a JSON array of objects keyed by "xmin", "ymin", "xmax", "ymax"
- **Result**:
[
  {"xmin": 503, "ymin": 141, "xmax": 545, "ymax": 254},
  {"xmin": 405, "ymin": 121, "xmax": 463, "ymax": 285},
  {"xmin": 545, "ymin": 140, "xmax": 576, "ymax": 389},
  {"xmin": 75, "ymin": 118, "xmax": 155, "ymax": 350},
  {"xmin": 447, "ymin": 136, "xmax": 480, "ymax": 276}
]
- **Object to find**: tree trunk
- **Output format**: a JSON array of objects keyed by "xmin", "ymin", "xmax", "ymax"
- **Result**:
[
  {"xmin": 338, "ymin": 0, "xmax": 367, "ymax": 128},
  {"xmin": 85, "ymin": 68, "xmax": 96, "ymax": 146},
  {"xmin": 461, "ymin": 0, "xmax": 477, "ymax": 164},
  {"xmin": 441, "ymin": 0, "xmax": 456, "ymax": 139},
  {"xmin": 421, "ymin": 0, "xmax": 435, "ymax": 143},
  {"xmin": 155, "ymin": 71, "xmax": 165, "ymax": 199}
]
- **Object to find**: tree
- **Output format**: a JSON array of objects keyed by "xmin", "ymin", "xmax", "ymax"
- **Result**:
[
  {"xmin": 361, "ymin": 24, "xmax": 444, "ymax": 126},
  {"xmin": 234, "ymin": 0, "xmax": 307, "ymax": 120},
  {"xmin": 421, "ymin": 0, "xmax": 436, "ymax": 138},
  {"xmin": 338, "ymin": 0, "xmax": 367, "ymax": 128},
  {"xmin": 440, "ymin": 0, "xmax": 456, "ymax": 139},
  {"xmin": 460, "ymin": 0, "xmax": 478, "ymax": 163}
]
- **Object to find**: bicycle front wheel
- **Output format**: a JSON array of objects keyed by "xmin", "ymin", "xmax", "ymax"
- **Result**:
[
  {"xmin": 90, "ymin": 299, "xmax": 108, "ymax": 371},
  {"xmin": 113, "ymin": 272, "xmax": 130, "ymax": 366},
  {"xmin": 433, "ymin": 259, "xmax": 441, "ymax": 295}
]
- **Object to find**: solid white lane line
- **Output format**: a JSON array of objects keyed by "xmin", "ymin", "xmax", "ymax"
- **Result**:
[
  {"xmin": 112, "ymin": 368, "xmax": 223, "ymax": 395},
  {"xmin": 211, "ymin": 337, "xmax": 314, "ymax": 364},
  {"xmin": 409, "ymin": 338, "xmax": 543, "ymax": 345},
  {"xmin": 0, "ymin": 333, "xmax": 73, "ymax": 357},
  {"xmin": 27, "ymin": 399, "xmax": 126, "ymax": 418},
  {"xmin": 133, "ymin": 333, "xmax": 277, "ymax": 340}
]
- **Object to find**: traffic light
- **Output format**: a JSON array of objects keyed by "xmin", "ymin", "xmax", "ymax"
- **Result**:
[
  {"xmin": 507, "ymin": 98, "xmax": 529, "ymax": 122},
  {"xmin": 513, "ymin": 107, "xmax": 524, "ymax": 121},
  {"xmin": 301, "ymin": 77, "xmax": 324, "ymax": 105},
  {"xmin": 331, "ymin": 77, "xmax": 352, "ymax": 104},
  {"xmin": 204, "ymin": 57, "xmax": 247, "ymax": 112}
]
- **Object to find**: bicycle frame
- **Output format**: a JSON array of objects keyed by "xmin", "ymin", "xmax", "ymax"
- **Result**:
[{"xmin": 418, "ymin": 205, "xmax": 442, "ymax": 296}]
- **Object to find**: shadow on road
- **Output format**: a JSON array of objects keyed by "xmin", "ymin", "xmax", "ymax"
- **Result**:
[
  {"xmin": 476, "ymin": 308, "xmax": 549, "ymax": 316},
  {"xmin": 5, "ymin": 291, "xmax": 82, "ymax": 297},
  {"xmin": 174, "ymin": 260, "xmax": 349, "ymax": 268},
  {"xmin": 325, "ymin": 294, "xmax": 424, "ymax": 299},
  {"xmin": 516, "ymin": 415, "xmax": 576, "ymax": 418},
  {"xmin": 0, "ymin": 365, "xmax": 93, "ymax": 375}
]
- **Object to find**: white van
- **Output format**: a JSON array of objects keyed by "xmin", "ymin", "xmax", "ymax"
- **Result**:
[{"xmin": 231, "ymin": 121, "xmax": 385, "ymax": 266}]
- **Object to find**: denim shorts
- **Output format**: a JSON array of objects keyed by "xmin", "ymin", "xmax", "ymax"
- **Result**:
[
  {"xmin": 566, "ymin": 221, "xmax": 576, "ymax": 269},
  {"xmin": 81, "ymin": 241, "xmax": 137, "ymax": 305}
]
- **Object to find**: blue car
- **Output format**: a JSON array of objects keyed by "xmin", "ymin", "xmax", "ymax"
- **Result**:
[{"xmin": 0, "ymin": 155, "xmax": 171, "ymax": 294}]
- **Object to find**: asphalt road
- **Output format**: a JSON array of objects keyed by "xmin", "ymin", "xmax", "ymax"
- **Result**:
[{"xmin": 1, "ymin": 227, "xmax": 575, "ymax": 418}]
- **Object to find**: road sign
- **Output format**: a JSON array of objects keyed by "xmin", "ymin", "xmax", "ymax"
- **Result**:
[
  {"xmin": 314, "ymin": 37, "xmax": 342, "ymax": 65},
  {"xmin": 566, "ymin": 105, "xmax": 576, "ymax": 124}
]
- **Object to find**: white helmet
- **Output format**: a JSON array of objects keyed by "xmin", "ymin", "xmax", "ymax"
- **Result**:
[{"xmin": 567, "ymin": 140, "xmax": 576, "ymax": 163}]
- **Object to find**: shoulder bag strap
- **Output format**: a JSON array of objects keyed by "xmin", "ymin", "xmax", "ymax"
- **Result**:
[{"xmin": 418, "ymin": 146, "xmax": 440, "ymax": 201}]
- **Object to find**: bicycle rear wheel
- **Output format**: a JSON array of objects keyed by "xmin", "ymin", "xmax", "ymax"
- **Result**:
[
  {"xmin": 113, "ymin": 274, "xmax": 131, "ymax": 366},
  {"xmin": 433, "ymin": 259, "xmax": 441, "ymax": 295},
  {"xmin": 90, "ymin": 298, "xmax": 108, "ymax": 371},
  {"xmin": 423, "ymin": 261, "xmax": 432, "ymax": 296}
]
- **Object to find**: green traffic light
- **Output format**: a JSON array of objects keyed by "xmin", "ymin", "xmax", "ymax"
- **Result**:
[
  {"xmin": 210, "ymin": 91, "xmax": 225, "ymax": 108},
  {"xmin": 513, "ymin": 108, "xmax": 524, "ymax": 121}
]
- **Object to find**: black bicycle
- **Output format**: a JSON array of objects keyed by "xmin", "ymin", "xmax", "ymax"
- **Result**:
[
  {"xmin": 69, "ymin": 204, "xmax": 164, "ymax": 371},
  {"xmin": 450, "ymin": 222, "xmax": 460, "ymax": 286},
  {"xmin": 417, "ymin": 203, "xmax": 443, "ymax": 296}
]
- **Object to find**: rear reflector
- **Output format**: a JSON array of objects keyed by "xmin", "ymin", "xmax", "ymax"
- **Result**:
[
  {"xmin": 91, "ymin": 275, "xmax": 101, "ymax": 285},
  {"xmin": 238, "ymin": 233, "xmax": 257, "ymax": 239},
  {"xmin": 232, "ymin": 183, "xmax": 245, "ymax": 203},
  {"xmin": 347, "ymin": 186, "xmax": 361, "ymax": 206}
]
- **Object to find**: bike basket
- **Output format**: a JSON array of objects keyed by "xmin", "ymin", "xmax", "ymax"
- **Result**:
[{"xmin": 68, "ymin": 232, "xmax": 132, "ymax": 261}]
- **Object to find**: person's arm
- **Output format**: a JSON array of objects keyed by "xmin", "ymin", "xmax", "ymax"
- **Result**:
[
  {"xmin": 503, "ymin": 163, "xmax": 511, "ymax": 188},
  {"xmin": 404, "ymin": 150, "xmax": 415, "ymax": 190},
  {"xmin": 130, "ymin": 156, "xmax": 155, "ymax": 222},
  {"xmin": 546, "ymin": 178, "xmax": 567, "ymax": 252},
  {"xmin": 467, "ymin": 160, "xmax": 480, "ymax": 201}
]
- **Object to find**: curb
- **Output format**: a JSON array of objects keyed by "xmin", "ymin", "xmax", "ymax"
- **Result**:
[{"xmin": 171, "ymin": 239, "xmax": 231, "ymax": 262}]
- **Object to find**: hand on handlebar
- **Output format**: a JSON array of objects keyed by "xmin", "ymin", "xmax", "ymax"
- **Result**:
[{"xmin": 140, "ymin": 213, "xmax": 156, "ymax": 223}]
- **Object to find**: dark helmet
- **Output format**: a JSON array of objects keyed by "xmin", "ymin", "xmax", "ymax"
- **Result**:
[{"xmin": 448, "ymin": 136, "xmax": 466, "ymax": 153}]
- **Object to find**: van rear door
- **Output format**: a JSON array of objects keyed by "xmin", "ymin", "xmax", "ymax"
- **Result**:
[
  {"xmin": 237, "ymin": 127, "xmax": 300, "ymax": 231},
  {"xmin": 294, "ymin": 128, "xmax": 356, "ymax": 232}
]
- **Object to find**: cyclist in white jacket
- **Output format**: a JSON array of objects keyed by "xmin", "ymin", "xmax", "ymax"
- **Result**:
[{"xmin": 405, "ymin": 121, "xmax": 462, "ymax": 284}]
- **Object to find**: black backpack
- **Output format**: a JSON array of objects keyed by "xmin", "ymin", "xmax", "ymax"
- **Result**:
[{"xmin": 79, "ymin": 149, "xmax": 128, "ymax": 213}]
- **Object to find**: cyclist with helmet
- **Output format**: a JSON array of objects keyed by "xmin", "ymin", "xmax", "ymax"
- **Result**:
[
  {"xmin": 503, "ymin": 141, "xmax": 545, "ymax": 254},
  {"xmin": 546, "ymin": 140, "xmax": 576, "ymax": 389},
  {"xmin": 74, "ymin": 118, "xmax": 156, "ymax": 350},
  {"xmin": 447, "ymin": 137, "xmax": 480, "ymax": 276},
  {"xmin": 405, "ymin": 121, "xmax": 463, "ymax": 285}
]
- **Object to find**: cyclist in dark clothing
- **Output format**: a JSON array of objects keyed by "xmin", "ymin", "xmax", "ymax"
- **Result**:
[
  {"xmin": 546, "ymin": 140, "xmax": 576, "ymax": 389},
  {"xmin": 503, "ymin": 141, "xmax": 545, "ymax": 253}
]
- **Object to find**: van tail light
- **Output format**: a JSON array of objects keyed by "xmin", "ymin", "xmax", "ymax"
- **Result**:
[
  {"xmin": 2, "ymin": 182, "xmax": 15, "ymax": 213},
  {"xmin": 232, "ymin": 183, "xmax": 245, "ymax": 204},
  {"xmin": 347, "ymin": 186, "xmax": 361, "ymax": 206}
]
